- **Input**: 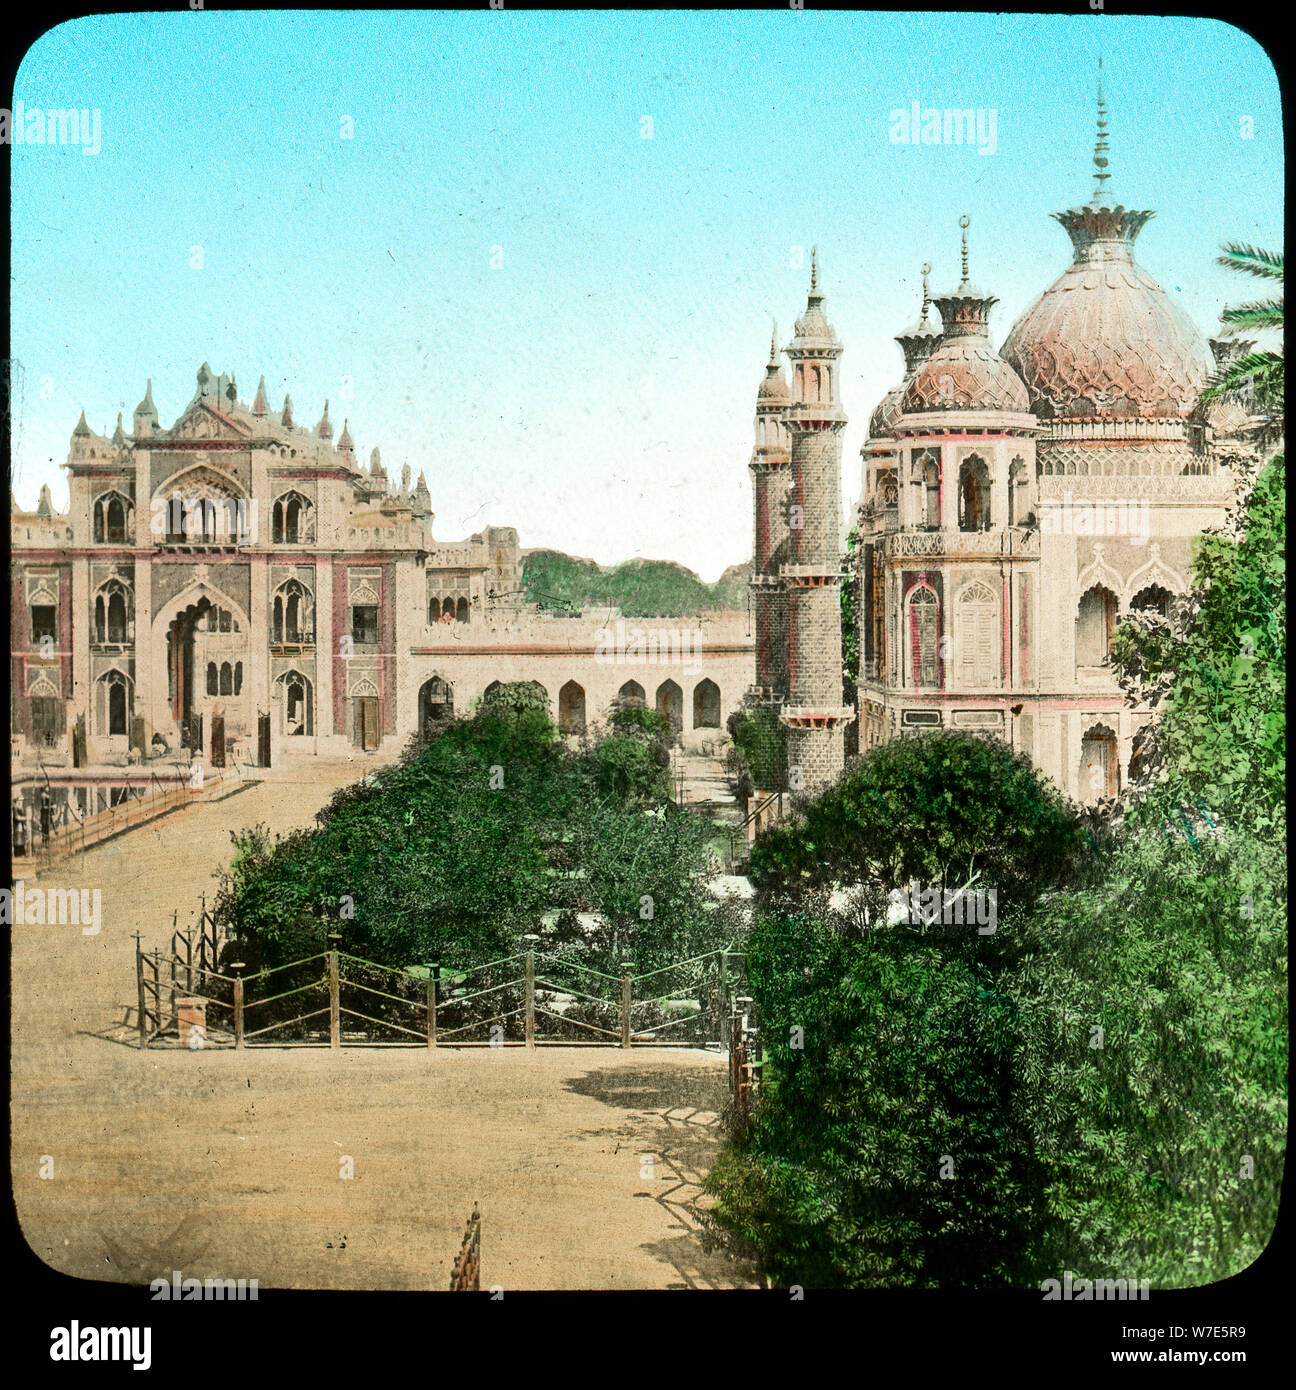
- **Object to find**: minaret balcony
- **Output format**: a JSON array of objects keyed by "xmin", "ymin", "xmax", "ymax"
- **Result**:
[
  {"xmin": 779, "ymin": 706, "xmax": 855, "ymax": 728},
  {"xmin": 779, "ymin": 564, "xmax": 846, "ymax": 586}
]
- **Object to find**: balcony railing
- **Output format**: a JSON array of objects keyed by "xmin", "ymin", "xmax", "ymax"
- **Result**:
[{"xmin": 883, "ymin": 527, "xmax": 1040, "ymax": 559}]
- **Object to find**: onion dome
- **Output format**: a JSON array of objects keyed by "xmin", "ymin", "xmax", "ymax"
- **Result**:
[
  {"xmin": 317, "ymin": 400, "xmax": 333, "ymax": 440},
  {"xmin": 869, "ymin": 263, "xmax": 940, "ymax": 437},
  {"xmin": 1000, "ymin": 67, "xmax": 1210, "ymax": 420},
  {"xmin": 756, "ymin": 322, "xmax": 789, "ymax": 403},
  {"xmin": 787, "ymin": 248, "xmax": 840, "ymax": 352},
  {"xmin": 901, "ymin": 218, "xmax": 1030, "ymax": 415}
]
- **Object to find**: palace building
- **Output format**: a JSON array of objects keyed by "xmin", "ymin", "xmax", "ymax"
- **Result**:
[
  {"xmin": 10, "ymin": 365, "xmax": 753, "ymax": 810},
  {"xmin": 748, "ymin": 89, "xmax": 1255, "ymax": 801}
]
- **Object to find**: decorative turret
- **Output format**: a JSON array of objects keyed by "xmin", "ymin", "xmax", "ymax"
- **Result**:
[
  {"xmin": 400, "ymin": 462, "xmax": 412, "ymax": 496},
  {"xmin": 111, "ymin": 412, "xmax": 126, "ymax": 447},
  {"xmin": 902, "ymin": 217, "xmax": 1030, "ymax": 415},
  {"xmin": 36, "ymin": 484, "xmax": 55, "ymax": 519},
  {"xmin": 869, "ymin": 263, "xmax": 940, "ymax": 438},
  {"xmin": 369, "ymin": 445, "xmax": 386, "ymax": 479},
  {"xmin": 317, "ymin": 400, "xmax": 333, "ymax": 440},
  {"xmin": 196, "ymin": 362, "xmax": 213, "ymax": 399},
  {"xmin": 337, "ymin": 418, "xmax": 354, "ymax": 462},
  {"xmin": 413, "ymin": 469, "xmax": 432, "ymax": 516},
  {"xmin": 133, "ymin": 379, "xmax": 158, "ymax": 437},
  {"xmin": 281, "ymin": 393, "xmax": 294, "ymax": 429},
  {"xmin": 73, "ymin": 409, "xmax": 91, "ymax": 438},
  {"xmin": 252, "ymin": 376, "xmax": 269, "ymax": 417}
]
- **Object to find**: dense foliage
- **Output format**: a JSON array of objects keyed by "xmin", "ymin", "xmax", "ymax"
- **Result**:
[
  {"xmin": 521, "ymin": 549, "xmax": 749, "ymax": 616},
  {"xmin": 707, "ymin": 453, "xmax": 1286, "ymax": 1289},
  {"xmin": 214, "ymin": 684, "xmax": 727, "ymax": 980}
]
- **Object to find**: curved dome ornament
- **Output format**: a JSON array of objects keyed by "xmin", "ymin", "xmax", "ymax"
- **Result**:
[
  {"xmin": 900, "ymin": 218, "xmax": 1031, "ymax": 417},
  {"xmin": 1000, "ymin": 70, "xmax": 1211, "ymax": 422}
]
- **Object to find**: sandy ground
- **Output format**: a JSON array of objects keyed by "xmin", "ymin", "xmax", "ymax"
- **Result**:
[{"xmin": 10, "ymin": 756, "xmax": 759, "ymax": 1290}]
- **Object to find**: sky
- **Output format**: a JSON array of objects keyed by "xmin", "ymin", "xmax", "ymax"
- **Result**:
[{"xmin": 9, "ymin": 10, "xmax": 1282, "ymax": 580}]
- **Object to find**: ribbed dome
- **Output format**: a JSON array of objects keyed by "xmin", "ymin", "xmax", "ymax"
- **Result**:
[
  {"xmin": 869, "ymin": 384, "xmax": 906, "ymax": 438},
  {"xmin": 757, "ymin": 363, "xmax": 789, "ymax": 403},
  {"xmin": 902, "ymin": 340, "xmax": 1031, "ymax": 414},
  {"xmin": 900, "ymin": 287, "xmax": 1029, "ymax": 415},
  {"xmin": 1001, "ymin": 205, "xmax": 1211, "ymax": 420}
]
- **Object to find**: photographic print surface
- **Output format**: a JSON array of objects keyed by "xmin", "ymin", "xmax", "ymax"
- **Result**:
[{"xmin": 6, "ymin": 5, "xmax": 1285, "ymax": 1329}]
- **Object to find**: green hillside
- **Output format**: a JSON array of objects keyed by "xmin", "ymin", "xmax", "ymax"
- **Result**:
[{"xmin": 521, "ymin": 550, "xmax": 750, "ymax": 617}]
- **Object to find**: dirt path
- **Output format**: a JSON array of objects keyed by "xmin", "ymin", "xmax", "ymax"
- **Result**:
[{"xmin": 10, "ymin": 758, "xmax": 758, "ymax": 1290}]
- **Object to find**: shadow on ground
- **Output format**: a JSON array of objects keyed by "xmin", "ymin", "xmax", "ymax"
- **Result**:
[{"xmin": 563, "ymin": 1061, "xmax": 764, "ymax": 1289}]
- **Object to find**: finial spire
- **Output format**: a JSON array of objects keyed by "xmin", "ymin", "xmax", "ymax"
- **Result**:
[
  {"xmin": 769, "ymin": 320, "xmax": 779, "ymax": 363},
  {"xmin": 958, "ymin": 216, "xmax": 970, "ymax": 288},
  {"xmin": 809, "ymin": 246, "xmax": 819, "ymax": 296},
  {"xmin": 1092, "ymin": 54, "xmax": 1111, "ymax": 203},
  {"xmin": 920, "ymin": 262, "xmax": 932, "ymax": 319}
]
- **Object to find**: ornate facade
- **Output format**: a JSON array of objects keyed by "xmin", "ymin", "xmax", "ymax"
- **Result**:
[
  {"xmin": 750, "ymin": 92, "xmax": 1253, "ymax": 802},
  {"xmin": 11, "ymin": 366, "xmax": 754, "ymax": 797}
]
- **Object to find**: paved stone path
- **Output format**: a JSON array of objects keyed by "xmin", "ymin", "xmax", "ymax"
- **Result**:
[{"xmin": 11, "ymin": 755, "xmax": 759, "ymax": 1290}]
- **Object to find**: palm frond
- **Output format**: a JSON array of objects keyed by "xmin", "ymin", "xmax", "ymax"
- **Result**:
[
  {"xmin": 1216, "ymin": 244, "xmax": 1285, "ymax": 281},
  {"xmin": 1199, "ymin": 351, "xmax": 1284, "ymax": 410},
  {"xmin": 1220, "ymin": 304, "xmax": 1284, "ymax": 330}
]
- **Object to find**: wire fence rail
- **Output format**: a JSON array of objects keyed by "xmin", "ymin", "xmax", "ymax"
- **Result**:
[{"xmin": 133, "ymin": 926, "xmax": 752, "ymax": 1052}]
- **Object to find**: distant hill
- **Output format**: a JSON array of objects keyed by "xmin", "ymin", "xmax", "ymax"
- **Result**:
[{"xmin": 521, "ymin": 549, "xmax": 751, "ymax": 617}]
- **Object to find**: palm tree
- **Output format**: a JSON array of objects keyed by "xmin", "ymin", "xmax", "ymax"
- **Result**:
[{"xmin": 1199, "ymin": 244, "xmax": 1284, "ymax": 434}]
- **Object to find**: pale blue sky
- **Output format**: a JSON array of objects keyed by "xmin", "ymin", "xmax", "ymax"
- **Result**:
[{"xmin": 10, "ymin": 10, "xmax": 1282, "ymax": 579}]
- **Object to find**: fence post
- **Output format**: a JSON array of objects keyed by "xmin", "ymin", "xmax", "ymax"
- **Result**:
[
  {"xmin": 135, "ymin": 933, "xmax": 148, "ymax": 1049},
  {"xmin": 328, "ymin": 949, "xmax": 340, "ymax": 1049},
  {"xmin": 620, "ymin": 968, "xmax": 633, "ymax": 1049},
  {"xmin": 718, "ymin": 950, "xmax": 728, "ymax": 1028},
  {"xmin": 524, "ymin": 948, "xmax": 536, "ymax": 1050},
  {"xmin": 233, "ymin": 974, "xmax": 244, "ymax": 1049},
  {"xmin": 426, "ymin": 975, "xmax": 437, "ymax": 1050}
]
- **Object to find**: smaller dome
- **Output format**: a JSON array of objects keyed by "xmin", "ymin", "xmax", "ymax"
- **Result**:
[
  {"xmin": 758, "ymin": 366, "xmax": 789, "ymax": 403},
  {"xmin": 902, "ymin": 340, "xmax": 1030, "ymax": 415},
  {"xmin": 869, "ymin": 384, "xmax": 905, "ymax": 439}
]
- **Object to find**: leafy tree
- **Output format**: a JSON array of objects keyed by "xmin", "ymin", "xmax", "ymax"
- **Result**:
[
  {"xmin": 1199, "ymin": 244, "xmax": 1283, "ymax": 442},
  {"xmin": 1111, "ymin": 454, "xmax": 1285, "ymax": 838},
  {"xmin": 749, "ymin": 729, "xmax": 1090, "ymax": 909}
]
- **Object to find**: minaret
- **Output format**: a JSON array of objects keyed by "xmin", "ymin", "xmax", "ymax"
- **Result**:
[
  {"xmin": 780, "ymin": 249, "xmax": 852, "ymax": 794},
  {"xmin": 337, "ymin": 418, "xmax": 355, "ymax": 464},
  {"xmin": 252, "ymin": 376, "xmax": 269, "ymax": 417},
  {"xmin": 133, "ymin": 379, "xmax": 158, "ymax": 438},
  {"xmin": 749, "ymin": 321, "xmax": 791, "ymax": 701},
  {"xmin": 317, "ymin": 400, "xmax": 333, "ymax": 440}
]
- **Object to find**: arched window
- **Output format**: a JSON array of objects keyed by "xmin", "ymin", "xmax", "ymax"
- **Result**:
[
  {"xmin": 558, "ymin": 680, "xmax": 586, "ymax": 735},
  {"xmin": 286, "ymin": 590, "xmax": 301, "ymax": 642},
  {"xmin": 913, "ymin": 450, "xmax": 940, "ymax": 529},
  {"xmin": 1008, "ymin": 458, "xmax": 1027, "ymax": 526},
  {"xmin": 279, "ymin": 671, "xmax": 313, "ymax": 736},
  {"xmin": 656, "ymin": 679, "xmax": 683, "ymax": 736},
  {"xmin": 94, "ymin": 595, "xmax": 105, "ymax": 643},
  {"xmin": 456, "ymin": 597, "xmax": 469, "ymax": 624},
  {"xmin": 617, "ymin": 680, "xmax": 646, "ymax": 706},
  {"xmin": 207, "ymin": 662, "xmax": 218, "ymax": 696},
  {"xmin": 419, "ymin": 675, "xmax": 454, "ymax": 730},
  {"xmin": 273, "ymin": 594, "xmax": 284, "ymax": 644},
  {"xmin": 272, "ymin": 580, "xmax": 312, "ymax": 645},
  {"xmin": 219, "ymin": 662, "xmax": 233, "ymax": 696},
  {"xmin": 955, "ymin": 581, "xmax": 999, "ymax": 688},
  {"xmin": 285, "ymin": 496, "xmax": 302, "ymax": 544},
  {"xmin": 442, "ymin": 597, "xmax": 456, "ymax": 621},
  {"xmin": 107, "ymin": 589, "xmax": 127, "ymax": 643},
  {"xmin": 272, "ymin": 499, "xmax": 284, "ymax": 544},
  {"xmin": 1076, "ymin": 586, "xmax": 1118, "ymax": 667},
  {"xmin": 958, "ymin": 456, "xmax": 991, "ymax": 532},
  {"xmin": 907, "ymin": 584, "xmax": 940, "ymax": 689},
  {"xmin": 106, "ymin": 496, "xmax": 126, "ymax": 542},
  {"xmin": 272, "ymin": 492, "xmax": 310, "ymax": 545},
  {"xmin": 234, "ymin": 662, "xmax": 242, "ymax": 695},
  {"xmin": 693, "ymin": 678, "xmax": 721, "ymax": 729},
  {"xmin": 108, "ymin": 678, "xmax": 127, "ymax": 735},
  {"xmin": 1131, "ymin": 585, "xmax": 1171, "ymax": 619}
]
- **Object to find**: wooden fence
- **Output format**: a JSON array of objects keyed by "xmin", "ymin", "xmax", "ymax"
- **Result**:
[
  {"xmin": 450, "ymin": 1204, "xmax": 481, "ymax": 1291},
  {"xmin": 133, "ymin": 936, "xmax": 751, "ymax": 1051}
]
